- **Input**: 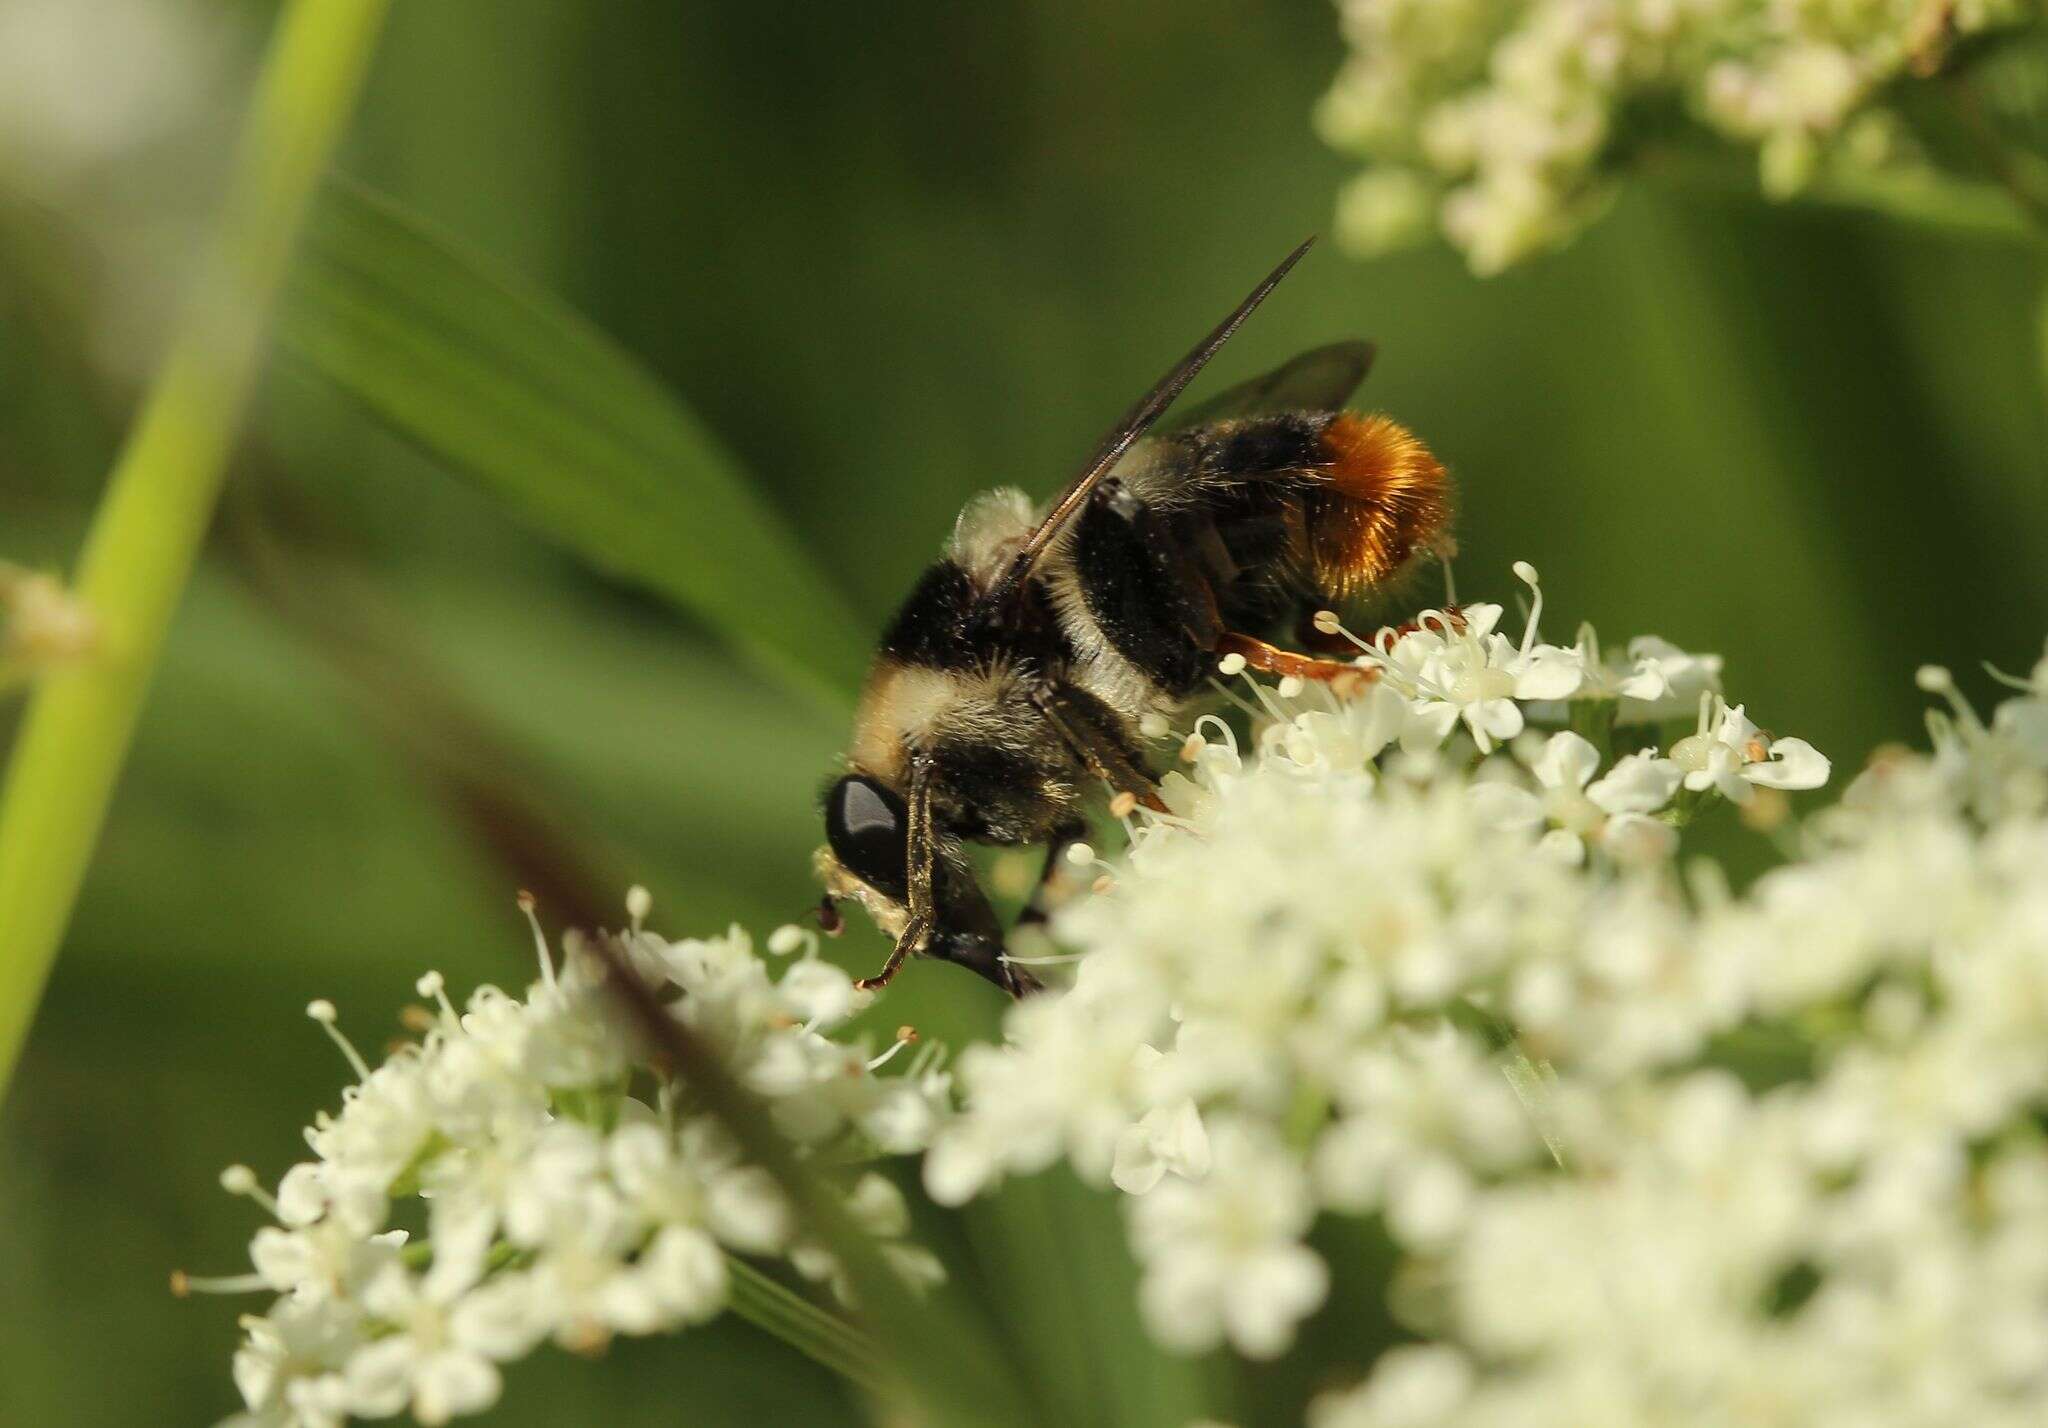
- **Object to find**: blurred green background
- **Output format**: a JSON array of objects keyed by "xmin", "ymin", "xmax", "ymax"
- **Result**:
[{"xmin": 3, "ymin": 2, "xmax": 2047, "ymax": 1424}]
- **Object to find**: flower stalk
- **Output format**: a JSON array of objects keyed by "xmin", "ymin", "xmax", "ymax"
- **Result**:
[
  {"xmin": 724, "ymin": 1256, "xmax": 887, "ymax": 1395},
  {"xmin": 0, "ymin": 0, "xmax": 391, "ymax": 1099}
]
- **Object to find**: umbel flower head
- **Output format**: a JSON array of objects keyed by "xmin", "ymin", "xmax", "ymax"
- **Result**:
[
  {"xmin": 188, "ymin": 898, "xmax": 946, "ymax": 1428},
  {"xmin": 1318, "ymin": 0, "xmax": 2043, "ymax": 272},
  {"xmin": 199, "ymin": 560, "xmax": 2048, "ymax": 1425},
  {"xmin": 926, "ymin": 573, "xmax": 2048, "ymax": 1422},
  {"xmin": 927, "ymin": 563, "xmax": 1835, "ymax": 1356}
]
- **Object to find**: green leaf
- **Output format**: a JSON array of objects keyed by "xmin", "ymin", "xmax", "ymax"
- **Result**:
[{"xmin": 279, "ymin": 178, "xmax": 865, "ymax": 715}]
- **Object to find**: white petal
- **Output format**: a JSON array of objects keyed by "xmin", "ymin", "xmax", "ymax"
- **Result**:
[
  {"xmin": 861, "ymin": 1083, "xmax": 939, "ymax": 1154},
  {"xmin": 1745, "ymin": 736, "xmax": 1831, "ymax": 790},
  {"xmin": 923, "ymin": 1127, "xmax": 1001, "ymax": 1206},
  {"xmin": 1532, "ymin": 731, "xmax": 1599, "ymax": 792},
  {"xmin": 1614, "ymin": 660, "xmax": 1667, "ymax": 702},
  {"xmin": 707, "ymin": 1166, "xmax": 795, "ymax": 1254},
  {"xmin": 1459, "ymin": 603, "xmax": 1504, "ymax": 640},
  {"xmin": 844, "ymin": 1173, "xmax": 909, "ymax": 1237},
  {"xmin": 358, "ymin": 1263, "xmax": 421, "ymax": 1320},
  {"xmin": 1467, "ymin": 697, "xmax": 1524, "ymax": 750},
  {"xmin": 1111, "ymin": 1124, "xmax": 1168, "ymax": 1195},
  {"xmin": 1586, "ymin": 752, "xmax": 1682, "ymax": 814},
  {"xmin": 1137, "ymin": 1255, "xmax": 1224, "ymax": 1353},
  {"xmin": 412, "ymin": 1349, "xmax": 500, "ymax": 1425},
  {"xmin": 1156, "ymin": 1100, "xmax": 1212, "ymax": 1181},
  {"xmin": 284, "ymin": 1374, "xmax": 352, "ymax": 1428},
  {"xmin": 743, "ymin": 1036, "xmax": 817, "ymax": 1098},
  {"xmin": 1400, "ymin": 701, "xmax": 1461, "ymax": 755},
  {"xmin": 1598, "ymin": 812, "xmax": 1677, "ymax": 865},
  {"xmin": 1312, "ymin": 1117, "xmax": 1393, "ymax": 1211},
  {"xmin": 1110, "ymin": 1100, "xmax": 1210, "ymax": 1195},
  {"xmin": 779, "ymin": 959, "xmax": 857, "ymax": 1026},
  {"xmin": 342, "ymin": 1336, "xmax": 418, "ymax": 1419},
  {"xmin": 450, "ymin": 1272, "xmax": 550, "ymax": 1361},
  {"xmin": 1713, "ymin": 701, "xmax": 1759, "ymax": 750},
  {"xmin": 1535, "ymin": 828, "xmax": 1586, "ymax": 865},
  {"xmin": 1221, "ymin": 1244, "xmax": 1329, "ymax": 1359},
  {"xmin": 604, "ymin": 1122, "xmax": 671, "ymax": 1197},
  {"xmin": 1386, "ymin": 1157, "xmax": 1472, "ymax": 1247},
  {"xmin": 1512, "ymin": 645, "xmax": 1584, "ymax": 700},
  {"xmin": 640, "ymin": 1225, "xmax": 729, "ymax": 1323},
  {"xmin": 1996, "ymin": 699, "xmax": 2048, "ymax": 760},
  {"xmin": 249, "ymin": 1227, "xmax": 314, "ymax": 1293},
  {"xmin": 1334, "ymin": 1345, "xmax": 1474, "ymax": 1423},
  {"xmin": 1468, "ymin": 781, "xmax": 1543, "ymax": 832},
  {"xmin": 883, "ymin": 1243, "xmax": 947, "ymax": 1293},
  {"xmin": 275, "ymin": 1163, "xmax": 330, "ymax": 1228}
]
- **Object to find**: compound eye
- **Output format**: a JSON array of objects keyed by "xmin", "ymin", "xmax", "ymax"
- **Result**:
[{"xmin": 824, "ymin": 775, "xmax": 909, "ymax": 900}]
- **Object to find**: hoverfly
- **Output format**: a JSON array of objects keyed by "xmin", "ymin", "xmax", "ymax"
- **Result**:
[{"xmin": 817, "ymin": 239, "xmax": 1452, "ymax": 995}]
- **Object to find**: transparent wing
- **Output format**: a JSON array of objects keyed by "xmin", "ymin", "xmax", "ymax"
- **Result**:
[
  {"xmin": 968, "ymin": 237, "xmax": 1316, "ymax": 622},
  {"xmin": 1165, "ymin": 339, "xmax": 1376, "ymax": 430}
]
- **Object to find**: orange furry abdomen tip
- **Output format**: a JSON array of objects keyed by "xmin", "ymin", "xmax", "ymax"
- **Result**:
[{"xmin": 1308, "ymin": 411, "xmax": 1453, "ymax": 597}]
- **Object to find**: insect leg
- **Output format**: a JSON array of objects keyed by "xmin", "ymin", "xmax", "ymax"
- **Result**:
[
  {"xmin": 1214, "ymin": 631, "xmax": 1380, "ymax": 691},
  {"xmin": 855, "ymin": 916, "xmax": 926, "ymax": 992},
  {"xmin": 857, "ymin": 760, "xmax": 936, "ymax": 992},
  {"xmin": 1032, "ymin": 685, "xmax": 1168, "ymax": 813}
]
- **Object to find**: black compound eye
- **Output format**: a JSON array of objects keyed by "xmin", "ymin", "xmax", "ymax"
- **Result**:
[{"xmin": 824, "ymin": 775, "xmax": 909, "ymax": 900}]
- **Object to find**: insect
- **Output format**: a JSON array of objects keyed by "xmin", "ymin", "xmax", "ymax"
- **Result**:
[{"xmin": 815, "ymin": 238, "xmax": 1453, "ymax": 996}]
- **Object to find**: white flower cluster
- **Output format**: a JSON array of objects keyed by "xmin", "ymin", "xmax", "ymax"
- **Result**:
[
  {"xmin": 197, "ymin": 556, "xmax": 2048, "ymax": 1426},
  {"xmin": 931, "ymin": 583, "xmax": 2048, "ymax": 1424},
  {"xmin": 927, "ymin": 563, "xmax": 1829, "ymax": 1356},
  {"xmin": 1315, "ymin": 648, "xmax": 2048, "ymax": 1427},
  {"xmin": 1318, "ymin": 0, "xmax": 2042, "ymax": 272},
  {"xmin": 196, "ymin": 901, "xmax": 946, "ymax": 1428}
]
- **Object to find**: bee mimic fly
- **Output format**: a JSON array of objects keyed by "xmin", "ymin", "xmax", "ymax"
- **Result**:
[{"xmin": 816, "ymin": 238, "xmax": 1454, "ymax": 996}]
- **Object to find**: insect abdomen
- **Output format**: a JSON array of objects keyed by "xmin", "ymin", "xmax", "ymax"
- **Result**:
[{"xmin": 1304, "ymin": 412, "xmax": 1452, "ymax": 598}]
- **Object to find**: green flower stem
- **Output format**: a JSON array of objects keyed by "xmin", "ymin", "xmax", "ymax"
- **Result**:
[
  {"xmin": 725, "ymin": 1255, "xmax": 888, "ymax": 1395},
  {"xmin": 0, "ymin": 0, "xmax": 391, "ymax": 1101}
]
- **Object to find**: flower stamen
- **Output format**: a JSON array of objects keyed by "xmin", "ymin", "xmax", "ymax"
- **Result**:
[
  {"xmin": 517, "ymin": 890, "xmax": 557, "ymax": 990},
  {"xmin": 305, "ymin": 1001, "xmax": 372, "ymax": 1083}
]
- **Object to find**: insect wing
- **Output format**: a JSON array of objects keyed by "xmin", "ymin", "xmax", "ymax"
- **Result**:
[
  {"xmin": 1165, "ymin": 339, "xmax": 1376, "ymax": 429},
  {"xmin": 969, "ymin": 236, "xmax": 1316, "ymax": 621}
]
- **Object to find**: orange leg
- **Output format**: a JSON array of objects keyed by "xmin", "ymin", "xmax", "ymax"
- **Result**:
[{"xmin": 1215, "ymin": 632, "xmax": 1379, "ymax": 690}]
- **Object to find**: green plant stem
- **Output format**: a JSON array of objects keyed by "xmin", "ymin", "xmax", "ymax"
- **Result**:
[
  {"xmin": 0, "ymin": 0, "xmax": 391, "ymax": 1102},
  {"xmin": 725, "ymin": 1255, "xmax": 888, "ymax": 1395}
]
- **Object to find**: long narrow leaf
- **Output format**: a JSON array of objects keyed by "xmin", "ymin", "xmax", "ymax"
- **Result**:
[
  {"xmin": 0, "ymin": 0, "xmax": 391, "ymax": 1100},
  {"xmin": 279, "ymin": 179, "xmax": 865, "ymax": 714}
]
